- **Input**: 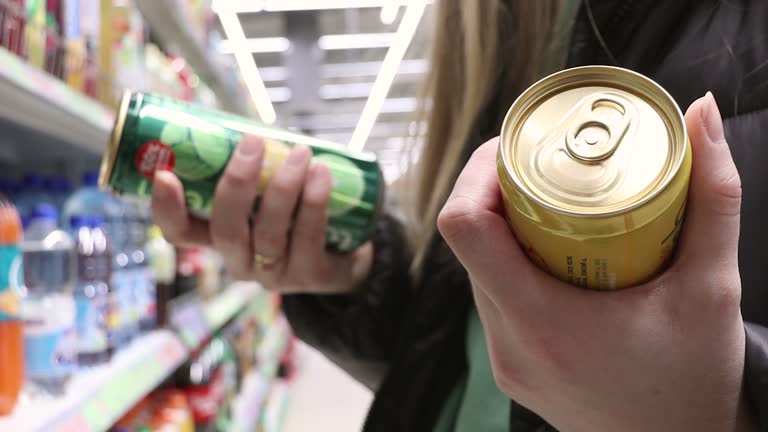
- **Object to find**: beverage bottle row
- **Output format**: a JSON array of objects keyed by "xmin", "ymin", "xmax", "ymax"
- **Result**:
[{"xmin": 0, "ymin": 169, "xmax": 159, "ymax": 413}]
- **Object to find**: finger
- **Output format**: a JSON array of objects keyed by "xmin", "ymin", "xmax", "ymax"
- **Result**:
[
  {"xmin": 287, "ymin": 162, "xmax": 332, "ymax": 275},
  {"xmin": 252, "ymin": 144, "xmax": 312, "ymax": 259},
  {"xmin": 676, "ymin": 92, "xmax": 742, "ymax": 269},
  {"xmin": 151, "ymin": 170, "xmax": 211, "ymax": 247},
  {"xmin": 210, "ymin": 135, "xmax": 264, "ymax": 276},
  {"xmin": 437, "ymin": 138, "xmax": 541, "ymax": 308}
]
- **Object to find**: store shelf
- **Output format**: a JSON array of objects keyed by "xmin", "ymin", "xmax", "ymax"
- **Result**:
[
  {"xmin": 0, "ymin": 283, "xmax": 273, "ymax": 432},
  {"xmin": 0, "ymin": 330, "xmax": 187, "ymax": 432},
  {"xmin": 260, "ymin": 380, "xmax": 292, "ymax": 432},
  {"xmin": 230, "ymin": 317, "xmax": 291, "ymax": 432},
  {"xmin": 0, "ymin": 48, "xmax": 114, "ymax": 155},
  {"xmin": 173, "ymin": 282, "xmax": 261, "ymax": 349},
  {"xmin": 134, "ymin": 0, "xmax": 249, "ymax": 115}
]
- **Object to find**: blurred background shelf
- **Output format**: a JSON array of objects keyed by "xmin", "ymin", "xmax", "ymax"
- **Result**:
[
  {"xmin": 0, "ymin": 47, "xmax": 114, "ymax": 159},
  {"xmin": 0, "ymin": 330, "xmax": 187, "ymax": 432},
  {"xmin": 135, "ymin": 0, "xmax": 250, "ymax": 116}
]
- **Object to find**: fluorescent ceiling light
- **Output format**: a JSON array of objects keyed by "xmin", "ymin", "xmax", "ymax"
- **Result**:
[
  {"xmin": 381, "ymin": 97, "xmax": 418, "ymax": 113},
  {"xmin": 319, "ymin": 82, "xmax": 375, "ymax": 99},
  {"xmin": 219, "ymin": 37, "xmax": 291, "ymax": 54},
  {"xmin": 318, "ymin": 33, "xmax": 393, "ymax": 50},
  {"xmin": 213, "ymin": 0, "xmax": 430, "ymax": 13},
  {"xmin": 322, "ymin": 59, "xmax": 427, "ymax": 78},
  {"xmin": 217, "ymin": 8, "xmax": 277, "ymax": 124},
  {"xmin": 257, "ymin": 66, "xmax": 288, "ymax": 82},
  {"xmin": 380, "ymin": 4, "xmax": 399, "ymax": 24},
  {"xmin": 349, "ymin": 0, "xmax": 427, "ymax": 151},
  {"xmin": 267, "ymin": 87, "xmax": 292, "ymax": 103}
]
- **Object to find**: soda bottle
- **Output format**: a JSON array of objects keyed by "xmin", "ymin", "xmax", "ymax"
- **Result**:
[
  {"xmin": 0, "ymin": 195, "xmax": 23, "ymax": 414},
  {"xmin": 20, "ymin": 204, "xmax": 77, "ymax": 395},
  {"xmin": 63, "ymin": 171, "xmax": 129, "ymax": 347},
  {"xmin": 146, "ymin": 225, "xmax": 175, "ymax": 327},
  {"xmin": 88, "ymin": 216, "xmax": 120, "ymax": 356},
  {"xmin": 71, "ymin": 215, "xmax": 110, "ymax": 365}
]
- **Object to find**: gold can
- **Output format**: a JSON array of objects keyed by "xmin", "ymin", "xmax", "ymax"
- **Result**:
[{"xmin": 497, "ymin": 66, "xmax": 691, "ymax": 290}]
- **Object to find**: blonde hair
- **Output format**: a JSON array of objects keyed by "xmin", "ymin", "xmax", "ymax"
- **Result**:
[{"xmin": 404, "ymin": 0, "xmax": 564, "ymax": 271}]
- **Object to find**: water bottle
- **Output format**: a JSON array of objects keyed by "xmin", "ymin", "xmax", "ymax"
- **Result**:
[
  {"xmin": 15, "ymin": 173, "xmax": 51, "ymax": 227},
  {"xmin": 132, "ymin": 203, "xmax": 156, "ymax": 332},
  {"xmin": 20, "ymin": 204, "xmax": 76, "ymax": 395},
  {"xmin": 45, "ymin": 176, "xmax": 73, "ymax": 219},
  {"xmin": 62, "ymin": 171, "xmax": 129, "ymax": 347},
  {"xmin": 120, "ymin": 201, "xmax": 139, "ymax": 341},
  {"xmin": 71, "ymin": 215, "xmax": 110, "ymax": 366}
]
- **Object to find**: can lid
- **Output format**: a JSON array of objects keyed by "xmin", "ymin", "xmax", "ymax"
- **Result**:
[
  {"xmin": 500, "ymin": 66, "xmax": 687, "ymax": 216},
  {"xmin": 99, "ymin": 90, "xmax": 133, "ymax": 192}
]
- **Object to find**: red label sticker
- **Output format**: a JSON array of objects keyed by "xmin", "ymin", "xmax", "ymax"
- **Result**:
[{"xmin": 136, "ymin": 140, "xmax": 175, "ymax": 179}]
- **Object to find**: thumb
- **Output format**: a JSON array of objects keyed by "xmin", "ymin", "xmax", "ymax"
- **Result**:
[
  {"xmin": 438, "ymin": 139, "xmax": 538, "ymax": 307},
  {"xmin": 676, "ymin": 92, "xmax": 741, "ymax": 268}
]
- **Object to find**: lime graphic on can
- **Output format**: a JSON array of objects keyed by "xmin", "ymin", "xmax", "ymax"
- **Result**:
[
  {"xmin": 314, "ymin": 153, "xmax": 366, "ymax": 217},
  {"xmin": 159, "ymin": 122, "xmax": 235, "ymax": 181},
  {"xmin": 100, "ymin": 91, "xmax": 385, "ymax": 253}
]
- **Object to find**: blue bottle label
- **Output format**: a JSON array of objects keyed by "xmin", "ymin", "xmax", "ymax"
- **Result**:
[
  {"xmin": 0, "ymin": 245, "xmax": 23, "ymax": 321},
  {"xmin": 24, "ymin": 318, "xmax": 77, "ymax": 378}
]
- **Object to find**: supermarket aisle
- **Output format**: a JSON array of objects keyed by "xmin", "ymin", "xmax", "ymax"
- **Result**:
[{"xmin": 284, "ymin": 342, "xmax": 373, "ymax": 432}]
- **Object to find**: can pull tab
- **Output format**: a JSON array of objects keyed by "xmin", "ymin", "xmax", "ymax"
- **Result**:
[{"xmin": 565, "ymin": 94, "xmax": 635, "ymax": 161}]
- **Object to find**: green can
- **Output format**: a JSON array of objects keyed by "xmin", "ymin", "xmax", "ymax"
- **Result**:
[{"xmin": 99, "ymin": 91, "xmax": 384, "ymax": 253}]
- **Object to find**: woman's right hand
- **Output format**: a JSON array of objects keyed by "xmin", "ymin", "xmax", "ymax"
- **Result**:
[{"xmin": 151, "ymin": 135, "xmax": 374, "ymax": 295}]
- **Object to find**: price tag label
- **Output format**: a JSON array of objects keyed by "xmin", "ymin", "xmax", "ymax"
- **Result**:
[{"xmin": 169, "ymin": 294, "xmax": 210, "ymax": 348}]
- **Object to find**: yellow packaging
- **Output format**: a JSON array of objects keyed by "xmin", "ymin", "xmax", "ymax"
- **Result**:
[
  {"xmin": 25, "ymin": 0, "xmax": 47, "ymax": 68},
  {"xmin": 497, "ymin": 66, "xmax": 691, "ymax": 290}
]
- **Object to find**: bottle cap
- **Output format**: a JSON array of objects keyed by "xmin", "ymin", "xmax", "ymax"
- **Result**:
[{"xmin": 29, "ymin": 203, "xmax": 59, "ymax": 222}]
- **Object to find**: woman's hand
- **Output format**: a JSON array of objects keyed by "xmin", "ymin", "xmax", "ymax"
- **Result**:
[
  {"xmin": 151, "ymin": 136, "xmax": 373, "ymax": 295},
  {"xmin": 438, "ymin": 93, "xmax": 756, "ymax": 431}
]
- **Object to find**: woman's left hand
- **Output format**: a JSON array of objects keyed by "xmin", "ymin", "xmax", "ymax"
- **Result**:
[{"xmin": 438, "ymin": 93, "xmax": 756, "ymax": 431}]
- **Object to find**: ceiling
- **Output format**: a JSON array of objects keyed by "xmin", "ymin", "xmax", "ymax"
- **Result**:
[{"xmin": 214, "ymin": 4, "xmax": 435, "ymax": 182}]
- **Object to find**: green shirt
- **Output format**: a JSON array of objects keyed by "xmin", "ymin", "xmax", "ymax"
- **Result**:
[{"xmin": 433, "ymin": 307, "xmax": 510, "ymax": 432}]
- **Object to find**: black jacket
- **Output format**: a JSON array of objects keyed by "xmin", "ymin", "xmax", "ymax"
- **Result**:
[{"xmin": 283, "ymin": 1, "xmax": 768, "ymax": 430}]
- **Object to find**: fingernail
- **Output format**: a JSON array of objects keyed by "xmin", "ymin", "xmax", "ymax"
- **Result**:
[
  {"xmin": 236, "ymin": 136, "xmax": 264, "ymax": 159},
  {"xmin": 702, "ymin": 91, "xmax": 725, "ymax": 144},
  {"xmin": 286, "ymin": 144, "xmax": 311, "ymax": 166}
]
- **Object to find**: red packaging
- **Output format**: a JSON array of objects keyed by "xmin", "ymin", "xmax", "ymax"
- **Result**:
[
  {"xmin": 1, "ymin": 0, "xmax": 25, "ymax": 56},
  {"xmin": 185, "ymin": 368, "xmax": 225, "ymax": 424}
]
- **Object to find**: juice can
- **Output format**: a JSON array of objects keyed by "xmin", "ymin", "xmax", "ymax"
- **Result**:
[
  {"xmin": 497, "ymin": 66, "xmax": 691, "ymax": 290},
  {"xmin": 99, "ymin": 91, "xmax": 385, "ymax": 253}
]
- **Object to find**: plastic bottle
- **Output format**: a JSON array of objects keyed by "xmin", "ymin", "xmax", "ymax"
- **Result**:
[
  {"xmin": 15, "ymin": 173, "xmax": 51, "ymax": 227},
  {"xmin": 132, "ymin": 203, "xmax": 156, "ymax": 332},
  {"xmin": 45, "ymin": 176, "xmax": 73, "ymax": 217},
  {"xmin": 0, "ymin": 195, "xmax": 24, "ymax": 415},
  {"xmin": 120, "ymin": 201, "xmax": 140, "ymax": 340},
  {"xmin": 71, "ymin": 215, "xmax": 110, "ymax": 366},
  {"xmin": 62, "ymin": 171, "xmax": 129, "ymax": 348},
  {"xmin": 89, "ymin": 216, "xmax": 119, "ymax": 356},
  {"xmin": 146, "ymin": 225, "xmax": 175, "ymax": 327},
  {"xmin": 20, "ymin": 204, "xmax": 76, "ymax": 395}
]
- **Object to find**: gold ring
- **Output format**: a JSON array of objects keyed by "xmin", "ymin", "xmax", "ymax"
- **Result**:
[{"xmin": 254, "ymin": 253, "xmax": 280, "ymax": 271}]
